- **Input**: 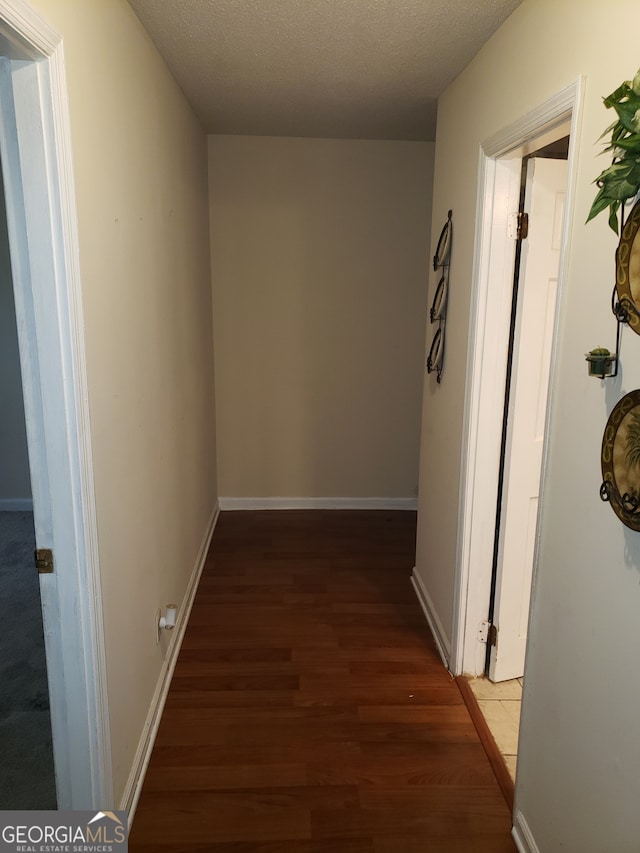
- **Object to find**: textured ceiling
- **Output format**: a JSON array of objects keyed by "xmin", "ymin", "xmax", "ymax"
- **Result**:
[{"xmin": 127, "ymin": 0, "xmax": 523, "ymax": 141}]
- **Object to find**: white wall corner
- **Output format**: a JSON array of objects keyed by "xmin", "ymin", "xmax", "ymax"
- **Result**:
[
  {"xmin": 410, "ymin": 567, "xmax": 451, "ymax": 669},
  {"xmin": 121, "ymin": 501, "xmax": 220, "ymax": 824},
  {"xmin": 512, "ymin": 810, "xmax": 540, "ymax": 853},
  {"xmin": 218, "ymin": 497, "xmax": 418, "ymax": 511}
]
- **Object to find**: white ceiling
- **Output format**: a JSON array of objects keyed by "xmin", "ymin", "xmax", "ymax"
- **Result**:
[{"xmin": 127, "ymin": 0, "xmax": 523, "ymax": 141}]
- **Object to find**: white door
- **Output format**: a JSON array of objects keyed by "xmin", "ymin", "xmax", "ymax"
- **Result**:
[{"xmin": 489, "ymin": 157, "xmax": 568, "ymax": 682}]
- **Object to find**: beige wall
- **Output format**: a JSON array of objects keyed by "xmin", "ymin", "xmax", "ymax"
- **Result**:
[
  {"xmin": 416, "ymin": 0, "xmax": 640, "ymax": 849},
  {"xmin": 209, "ymin": 135, "xmax": 434, "ymax": 500},
  {"xmin": 0, "ymin": 171, "xmax": 30, "ymax": 503},
  {"xmin": 30, "ymin": 0, "xmax": 217, "ymax": 803}
]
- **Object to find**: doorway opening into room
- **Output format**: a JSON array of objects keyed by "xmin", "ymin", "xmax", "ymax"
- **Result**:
[
  {"xmin": 0, "ymin": 158, "xmax": 55, "ymax": 806},
  {"xmin": 468, "ymin": 134, "xmax": 570, "ymax": 785},
  {"xmin": 453, "ymin": 85, "xmax": 580, "ymax": 669},
  {"xmin": 0, "ymin": 4, "xmax": 112, "ymax": 808}
]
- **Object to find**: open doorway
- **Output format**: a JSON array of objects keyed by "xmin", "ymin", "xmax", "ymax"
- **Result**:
[
  {"xmin": 451, "ymin": 80, "xmax": 582, "ymax": 797},
  {"xmin": 453, "ymin": 82, "xmax": 581, "ymax": 679},
  {"xmin": 488, "ymin": 136, "xmax": 570, "ymax": 684},
  {"xmin": 0, "ymin": 3, "xmax": 112, "ymax": 808},
  {"xmin": 466, "ymin": 134, "xmax": 570, "ymax": 785},
  {"xmin": 0, "ymin": 163, "xmax": 55, "ymax": 808}
]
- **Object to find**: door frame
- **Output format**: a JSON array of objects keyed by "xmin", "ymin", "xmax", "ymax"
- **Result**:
[
  {"xmin": 450, "ymin": 79, "xmax": 584, "ymax": 677},
  {"xmin": 0, "ymin": 0, "xmax": 112, "ymax": 807}
]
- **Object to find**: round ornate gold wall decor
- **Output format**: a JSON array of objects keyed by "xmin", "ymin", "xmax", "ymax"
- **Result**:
[
  {"xmin": 616, "ymin": 198, "xmax": 640, "ymax": 334},
  {"xmin": 601, "ymin": 388, "xmax": 640, "ymax": 531}
]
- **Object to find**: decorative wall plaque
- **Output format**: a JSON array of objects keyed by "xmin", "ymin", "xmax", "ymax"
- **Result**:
[
  {"xmin": 615, "ymin": 198, "xmax": 640, "ymax": 334},
  {"xmin": 600, "ymin": 388, "xmax": 640, "ymax": 530}
]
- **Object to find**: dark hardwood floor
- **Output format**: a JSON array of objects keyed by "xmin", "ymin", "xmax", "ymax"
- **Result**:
[{"xmin": 129, "ymin": 510, "xmax": 516, "ymax": 852}]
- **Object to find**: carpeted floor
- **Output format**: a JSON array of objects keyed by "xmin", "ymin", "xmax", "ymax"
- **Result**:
[{"xmin": 0, "ymin": 511, "xmax": 56, "ymax": 809}]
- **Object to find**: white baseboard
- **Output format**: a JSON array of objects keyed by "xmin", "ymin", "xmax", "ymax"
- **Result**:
[
  {"xmin": 0, "ymin": 498, "xmax": 33, "ymax": 511},
  {"xmin": 512, "ymin": 811, "xmax": 540, "ymax": 853},
  {"xmin": 219, "ymin": 497, "xmax": 418, "ymax": 511},
  {"xmin": 121, "ymin": 500, "xmax": 220, "ymax": 824},
  {"xmin": 411, "ymin": 567, "xmax": 451, "ymax": 669}
]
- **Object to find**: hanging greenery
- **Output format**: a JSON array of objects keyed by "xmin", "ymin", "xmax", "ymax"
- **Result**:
[{"xmin": 587, "ymin": 68, "xmax": 640, "ymax": 234}]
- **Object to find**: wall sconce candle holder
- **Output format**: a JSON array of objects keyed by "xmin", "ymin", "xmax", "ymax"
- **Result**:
[{"xmin": 586, "ymin": 347, "xmax": 617, "ymax": 379}]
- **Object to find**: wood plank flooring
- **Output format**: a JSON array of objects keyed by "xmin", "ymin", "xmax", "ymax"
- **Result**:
[{"xmin": 129, "ymin": 510, "xmax": 516, "ymax": 852}]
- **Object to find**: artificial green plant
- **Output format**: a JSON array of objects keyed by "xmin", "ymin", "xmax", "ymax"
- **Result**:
[{"xmin": 587, "ymin": 68, "xmax": 640, "ymax": 234}]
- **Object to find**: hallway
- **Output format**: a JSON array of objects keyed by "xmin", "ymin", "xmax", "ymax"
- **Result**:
[{"xmin": 130, "ymin": 511, "xmax": 516, "ymax": 851}]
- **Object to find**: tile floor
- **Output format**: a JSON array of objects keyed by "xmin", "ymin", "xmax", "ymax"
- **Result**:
[{"xmin": 467, "ymin": 677, "xmax": 522, "ymax": 781}]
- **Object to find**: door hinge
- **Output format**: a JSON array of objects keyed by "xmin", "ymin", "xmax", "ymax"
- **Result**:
[
  {"xmin": 507, "ymin": 211, "xmax": 529, "ymax": 240},
  {"xmin": 35, "ymin": 548, "xmax": 54, "ymax": 574},
  {"xmin": 478, "ymin": 621, "xmax": 498, "ymax": 646}
]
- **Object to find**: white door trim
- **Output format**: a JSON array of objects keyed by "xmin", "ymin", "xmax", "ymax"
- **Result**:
[
  {"xmin": 451, "ymin": 79, "xmax": 584, "ymax": 676},
  {"xmin": 0, "ymin": 0, "xmax": 112, "ymax": 807}
]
